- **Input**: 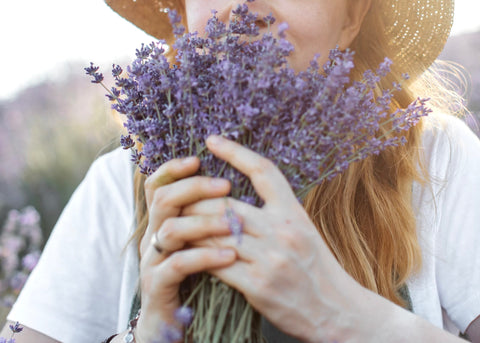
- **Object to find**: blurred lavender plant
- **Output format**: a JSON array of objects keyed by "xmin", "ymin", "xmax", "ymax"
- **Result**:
[
  {"xmin": 86, "ymin": 3, "xmax": 430, "ymax": 342},
  {"xmin": 0, "ymin": 207, "xmax": 43, "ymax": 309}
]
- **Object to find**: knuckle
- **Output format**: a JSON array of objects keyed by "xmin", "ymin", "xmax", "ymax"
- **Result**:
[
  {"xmin": 268, "ymin": 251, "xmax": 289, "ymax": 270},
  {"xmin": 277, "ymin": 230, "xmax": 299, "ymax": 250},
  {"xmin": 196, "ymin": 215, "xmax": 212, "ymax": 231},
  {"xmin": 252, "ymin": 272, "xmax": 273, "ymax": 297},
  {"xmin": 189, "ymin": 175, "xmax": 203, "ymax": 187},
  {"xmin": 168, "ymin": 253, "xmax": 184, "ymax": 273},
  {"xmin": 144, "ymin": 162, "xmax": 177, "ymax": 190},
  {"xmin": 213, "ymin": 214, "xmax": 227, "ymax": 228},
  {"xmin": 202, "ymin": 250, "xmax": 217, "ymax": 264},
  {"xmin": 144, "ymin": 174, "xmax": 156, "ymax": 190},
  {"xmin": 151, "ymin": 187, "xmax": 168, "ymax": 207},
  {"xmin": 250, "ymin": 158, "xmax": 275, "ymax": 177},
  {"xmin": 159, "ymin": 218, "xmax": 176, "ymax": 240},
  {"xmin": 192, "ymin": 176, "xmax": 211, "ymax": 191}
]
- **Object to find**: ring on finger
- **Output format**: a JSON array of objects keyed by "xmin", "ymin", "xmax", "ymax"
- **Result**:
[{"xmin": 151, "ymin": 231, "xmax": 169, "ymax": 256}]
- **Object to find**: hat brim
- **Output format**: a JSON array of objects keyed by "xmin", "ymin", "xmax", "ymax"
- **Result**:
[
  {"xmin": 381, "ymin": 0, "xmax": 454, "ymax": 75},
  {"xmin": 105, "ymin": 0, "xmax": 180, "ymax": 44}
]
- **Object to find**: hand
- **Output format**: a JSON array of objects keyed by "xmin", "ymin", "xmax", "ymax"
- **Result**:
[
  {"xmin": 136, "ymin": 156, "xmax": 237, "ymax": 343},
  {"xmin": 182, "ymin": 135, "xmax": 369, "ymax": 342}
]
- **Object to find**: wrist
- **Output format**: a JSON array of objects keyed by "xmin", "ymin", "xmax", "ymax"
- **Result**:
[
  {"xmin": 333, "ymin": 288, "xmax": 465, "ymax": 343},
  {"xmin": 299, "ymin": 259, "xmax": 393, "ymax": 343},
  {"xmin": 136, "ymin": 309, "xmax": 184, "ymax": 343},
  {"xmin": 300, "ymin": 260, "xmax": 372, "ymax": 343}
]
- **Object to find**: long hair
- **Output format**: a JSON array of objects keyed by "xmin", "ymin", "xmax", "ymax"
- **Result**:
[{"xmin": 130, "ymin": 0, "xmax": 463, "ymax": 308}]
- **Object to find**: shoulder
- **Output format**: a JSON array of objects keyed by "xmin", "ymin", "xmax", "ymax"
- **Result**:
[
  {"xmin": 420, "ymin": 112, "xmax": 480, "ymax": 178},
  {"xmin": 87, "ymin": 146, "xmax": 135, "ymax": 184},
  {"xmin": 412, "ymin": 113, "xmax": 480, "ymax": 333},
  {"xmin": 421, "ymin": 112, "xmax": 480, "ymax": 151},
  {"xmin": 82, "ymin": 147, "xmax": 135, "ymax": 206},
  {"xmin": 6, "ymin": 148, "xmax": 139, "ymax": 341},
  {"xmin": 52, "ymin": 146, "xmax": 137, "ymax": 247}
]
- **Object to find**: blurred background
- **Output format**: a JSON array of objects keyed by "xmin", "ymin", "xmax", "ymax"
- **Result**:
[{"xmin": 0, "ymin": 0, "xmax": 479, "ymax": 319}]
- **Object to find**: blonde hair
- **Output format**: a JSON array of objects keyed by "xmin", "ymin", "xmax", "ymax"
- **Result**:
[{"xmin": 131, "ymin": 0, "xmax": 464, "ymax": 308}]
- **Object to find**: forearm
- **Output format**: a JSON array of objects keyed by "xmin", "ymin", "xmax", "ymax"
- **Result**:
[
  {"xmin": 364, "ymin": 295, "xmax": 465, "ymax": 343},
  {"xmin": 305, "ymin": 287, "xmax": 466, "ymax": 343},
  {"xmin": 0, "ymin": 321, "xmax": 60, "ymax": 343}
]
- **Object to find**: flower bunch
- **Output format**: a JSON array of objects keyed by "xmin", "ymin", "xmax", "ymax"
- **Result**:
[
  {"xmin": 86, "ymin": 2, "xmax": 430, "ymax": 342},
  {"xmin": 0, "ymin": 207, "xmax": 43, "ymax": 309}
]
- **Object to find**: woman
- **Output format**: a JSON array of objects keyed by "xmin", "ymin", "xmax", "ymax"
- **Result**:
[{"xmin": 3, "ymin": 0, "xmax": 480, "ymax": 342}]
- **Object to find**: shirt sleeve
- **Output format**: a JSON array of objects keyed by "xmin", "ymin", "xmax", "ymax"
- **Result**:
[
  {"xmin": 432, "ymin": 115, "xmax": 480, "ymax": 333},
  {"xmin": 7, "ymin": 148, "xmax": 136, "ymax": 342}
]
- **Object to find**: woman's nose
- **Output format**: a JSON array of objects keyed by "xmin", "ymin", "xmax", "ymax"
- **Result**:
[{"xmin": 227, "ymin": 0, "xmax": 275, "ymax": 28}]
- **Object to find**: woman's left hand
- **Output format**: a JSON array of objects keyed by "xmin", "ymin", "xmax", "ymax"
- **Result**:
[{"xmin": 182, "ymin": 135, "xmax": 371, "ymax": 342}]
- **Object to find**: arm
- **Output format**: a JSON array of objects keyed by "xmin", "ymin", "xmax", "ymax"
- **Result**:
[
  {"xmin": 348, "ymin": 288, "xmax": 473, "ymax": 343},
  {"xmin": 431, "ymin": 115, "xmax": 480, "ymax": 339},
  {"xmin": 4, "ymin": 151, "xmax": 237, "ymax": 343},
  {"xmin": 466, "ymin": 316, "xmax": 480, "ymax": 342},
  {"xmin": 6, "ymin": 149, "xmax": 137, "ymax": 342},
  {"xmin": 0, "ymin": 322, "xmax": 141, "ymax": 343},
  {"xmin": 0, "ymin": 321, "xmax": 59, "ymax": 343},
  {"xmin": 181, "ymin": 135, "xmax": 477, "ymax": 343}
]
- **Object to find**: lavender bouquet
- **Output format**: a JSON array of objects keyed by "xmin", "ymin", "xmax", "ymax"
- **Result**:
[{"xmin": 86, "ymin": 3, "xmax": 430, "ymax": 342}]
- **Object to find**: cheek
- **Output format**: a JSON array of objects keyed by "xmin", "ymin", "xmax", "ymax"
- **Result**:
[{"xmin": 289, "ymin": 17, "xmax": 345, "ymax": 71}]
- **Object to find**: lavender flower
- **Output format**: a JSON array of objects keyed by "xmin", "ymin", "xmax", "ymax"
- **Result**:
[
  {"xmin": 84, "ymin": 62, "xmax": 104, "ymax": 84},
  {"xmin": 0, "ymin": 321, "xmax": 24, "ymax": 343},
  {"xmin": 21, "ymin": 252, "xmax": 40, "ymax": 272},
  {"xmin": 174, "ymin": 306, "xmax": 194, "ymax": 326},
  {"xmin": 153, "ymin": 322, "xmax": 183, "ymax": 343},
  {"xmin": 87, "ymin": 2, "xmax": 430, "ymax": 341},
  {"xmin": 0, "ymin": 207, "xmax": 43, "ymax": 308},
  {"xmin": 8, "ymin": 322, "xmax": 22, "ymax": 334},
  {"xmin": 224, "ymin": 207, "xmax": 243, "ymax": 244},
  {"xmin": 87, "ymin": 12, "xmax": 428, "ymax": 203},
  {"xmin": 0, "ymin": 322, "xmax": 23, "ymax": 343}
]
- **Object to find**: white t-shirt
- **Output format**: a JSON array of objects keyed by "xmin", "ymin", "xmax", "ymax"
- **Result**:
[{"xmin": 7, "ymin": 113, "xmax": 480, "ymax": 342}]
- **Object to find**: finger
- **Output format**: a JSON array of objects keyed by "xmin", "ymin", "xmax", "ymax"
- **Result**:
[
  {"xmin": 206, "ymin": 135, "xmax": 297, "ymax": 205},
  {"xmin": 182, "ymin": 197, "xmax": 256, "ymax": 218},
  {"xmin": 151, "ymin": 176, "xmax": 231, "ymax": 212},
  {"xmin": 191, "ymin": 234, "xmax": 265, "ymax": 262},
  {"xmin": 181, "ymin": 198, "xmax": 263, "ymax": 236},
  {"xmin": 208, "ymin": 260, "xmax": 252, "ymax": 297},
  {"xmin": 155, "ymin": 215, "xmax": 233, "ymax": 253},
  {"xmin": 144, "ymin": 156, "xmax": 200, "ymax": 205},
  {"xmin": 139, "ymin": 246, "xmax": 237, "ymax": 323},
  {"xmin": 143, "ymin": 176, "xmax": 231, "ymax": 253},
  {"xmin": 153, "ymin": 248, "xmax": 237, "ymax": 286}
]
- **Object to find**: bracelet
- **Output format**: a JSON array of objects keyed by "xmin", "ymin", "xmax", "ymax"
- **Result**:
[
  {"xmin": 124, "ymin": 310, "xmax": 141, "ymax": 343},
  {"xmin": 102, "ymin": 310, "xmax": 141, "ymax": 343},
  {"xmin": 102, "ymin": 334, "xmax": 118, "ymax": 343}
]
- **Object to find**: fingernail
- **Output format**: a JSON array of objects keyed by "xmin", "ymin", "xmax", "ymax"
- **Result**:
[
  {"xmin": 208, "ymin": 135, "xmax": 222, "ymax": 146},
  {"xmin": 182, "ymin": 156, "xmax": 196, "ymax": 164},
  {"xmin": 219, "ymin": 249, "xmax": 235, "ymax": 258},
  {"xmin": 211, "ymin": 178, "xmax": 228, "ymax": 188}
]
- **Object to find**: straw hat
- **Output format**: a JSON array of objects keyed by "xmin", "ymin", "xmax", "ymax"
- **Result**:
[{"xmin": 105, "ymin": 0, "xmax": 454, "ymax": 74}]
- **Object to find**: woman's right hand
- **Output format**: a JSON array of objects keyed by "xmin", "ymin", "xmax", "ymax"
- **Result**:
[{"xmin": 135, "ymin": 156, "xmax": 237, "ymax": 343}]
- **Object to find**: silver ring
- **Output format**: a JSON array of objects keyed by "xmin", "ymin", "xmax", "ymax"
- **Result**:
[{"xmin": 150, "ymin": 232, "xmax": 166, "ymax": 255}]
